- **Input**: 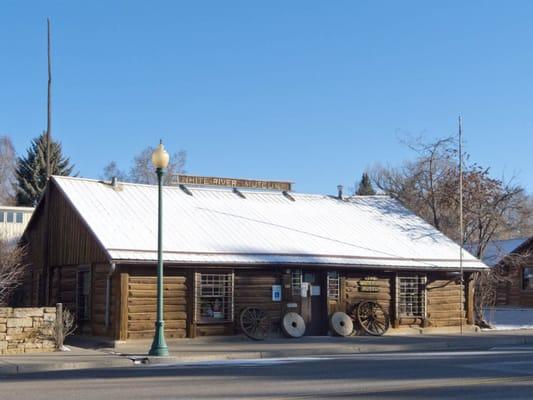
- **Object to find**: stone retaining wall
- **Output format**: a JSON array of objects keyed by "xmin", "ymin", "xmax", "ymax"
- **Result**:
[{"xmin": 0, "ymin": 307, "xmax": 57, "ymax": 354}]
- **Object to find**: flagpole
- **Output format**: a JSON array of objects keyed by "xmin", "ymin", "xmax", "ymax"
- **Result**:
[
  {"xmin": 46, "ymin": 17, "xmax": 52, "ymax": 179},
  {"xmin": 459, "ymin": 116, "xmax": 464, "ymax": 335}
]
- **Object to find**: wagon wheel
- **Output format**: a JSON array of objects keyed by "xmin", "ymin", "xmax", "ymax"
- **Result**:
[
  {"xmin": 240, "ymin": 307, "xmax": 271, "ymax": 341},
  {"xmin": 356, "ymin": 301, "xmax": 390, "ymax": 336}
]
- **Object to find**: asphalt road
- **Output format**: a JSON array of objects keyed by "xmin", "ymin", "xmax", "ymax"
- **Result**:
[{"xmin": 2, "ymin": 346, "xmax": 533, "ymax": 399}]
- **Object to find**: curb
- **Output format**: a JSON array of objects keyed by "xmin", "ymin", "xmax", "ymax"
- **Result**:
[
  {"xmin": 0, "ymin": 358, "xmax": 133, "ymax": 376},
  {"xmin": 3, "ymin": 336, "xmax": 533, "ymax": 375}
]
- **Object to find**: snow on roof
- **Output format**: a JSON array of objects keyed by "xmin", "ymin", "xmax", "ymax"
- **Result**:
[
  {"xmin": 51, "ymin": 176, "xmax": 487, "ymax": 270},
  {"xmin": 473, "ymin": 238, "xmax": 529, "ymax": 267}
]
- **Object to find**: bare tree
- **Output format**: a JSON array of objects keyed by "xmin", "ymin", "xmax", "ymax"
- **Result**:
[
  {"xmin": 370, "ymin": 135, "xmax": 530, "ymax": 258},
  {"xmin": 0, "ymin": 239, "xmax": 26, "ymax": 306},
  {"xmin": 51, "ymin": 307, "xmax": 77, "ymax": 350},
  {"xmin": 0, "ymin": 136, "xmax": 17, "ymax": 205},
  {"xmin": 101, "ymin": 146, "xmax": 186, "ymax": 185},
  {"xmin": 101, "ymin": 161, "xmax": 128, "ymax": 181}
]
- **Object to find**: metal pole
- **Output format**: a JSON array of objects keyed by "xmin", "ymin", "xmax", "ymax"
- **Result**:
[
  {"xmin": 149, "ymin": 167, "xmax": 169, "ymax": 356},
  {"xmin": 46, "ymin": 17, "xmax": 52, "ymax": 179},
  {"xmin": 459, "ymin": 116, "xmax": 464, "ymax": 334}
]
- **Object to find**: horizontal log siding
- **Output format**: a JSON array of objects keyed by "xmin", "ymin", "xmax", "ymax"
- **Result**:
[
  {"xmin": 234, "ymin": 271, "xmax": 282, "ymax": 334},
  {"xmin": 497, "ymin": 249, "xmax": 533, "ymax": 307},
  {"xmin": 91, "ymin": 263, "xmax": 114, "ymax": 337},
  {"xmin": 426, "ymin": 274, "xmax": 466, "ymax": 327},
  {"xmin": 344, "ymin": 273, "xmax": 392, "ymax": 316},
  {"xmin": 126, "ymin": 273, "xmax": 188, "ymax": 340}
]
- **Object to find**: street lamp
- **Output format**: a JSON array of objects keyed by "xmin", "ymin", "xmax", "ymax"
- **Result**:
[{"xmin": 149, "ymin": 141, "xmax": 170, "ymax": 357}]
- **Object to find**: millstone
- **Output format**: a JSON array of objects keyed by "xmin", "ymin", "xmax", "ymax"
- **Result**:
[
  {"xmin": 282, "ymin": 312, "xmax": 306, "ymax": 338},
  {"xmin": 330, "ymin": 311, "xmax": 354, "ymax": 337}
]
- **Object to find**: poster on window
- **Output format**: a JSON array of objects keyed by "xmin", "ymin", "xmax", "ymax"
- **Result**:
[
  {"xmin": 301, "ymin": 282, "xmax": 309, "ymax": 297},
  {"xmin": 272, "ymin": 285, "xmax": 282, "ymax": 301}
]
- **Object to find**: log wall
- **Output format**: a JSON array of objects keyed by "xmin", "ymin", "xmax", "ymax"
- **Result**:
[
  {"xmin": 344, "ymin": 272, "xmax": 392, "ymax": 317},
  {"xmin": 124, "ymin": 268, "xmax": 188, "ymax": 340},
  {"xmin": 234, "ymin": 270, "xmax": 282, "ymax": 334},
  {"xmin": 426, "ymin": 275, "xmax": 466, "ymax": 327}
]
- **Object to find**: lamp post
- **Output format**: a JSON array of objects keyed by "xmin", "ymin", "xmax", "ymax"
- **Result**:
[{"xmin": 149, "ymin": 141, "xmax": 170, "ymax": 357}]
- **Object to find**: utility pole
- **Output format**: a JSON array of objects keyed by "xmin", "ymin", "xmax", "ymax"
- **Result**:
[
  {"xmin": 458, "ymin": 116, "xmax": 464, "ymax": 334},
  {"xmin": 46, "ymin": 17, "xmax": 52, "ymax": 178}
]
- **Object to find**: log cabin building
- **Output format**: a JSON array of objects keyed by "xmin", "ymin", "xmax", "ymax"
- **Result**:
[
  {"xmin": 494, "ymin": 236, "xmax": 533, "ymax": 307},
  {"xmin": 20, "ymin": 175, "xmax": 487, "ymax": 341}
]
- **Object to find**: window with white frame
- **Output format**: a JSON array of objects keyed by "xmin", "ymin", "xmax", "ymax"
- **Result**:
[
  {"xmin": 196, "ymin": 273, "xmax": 233, "ymax": 323},
  {"xmin": 291, "ymin": 269, "xmax": 302, "ymax": 297},
  {"xmin": 397, "ymin": 276, "xmax": 426, "ymax": 318},
  {"xmin": 327, "ymin": 271, "xmax": 340, "ymax": 300}
]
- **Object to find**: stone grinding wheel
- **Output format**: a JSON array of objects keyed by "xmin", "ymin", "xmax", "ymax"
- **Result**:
[
  {"xmin": 282, "ymin": 312, "xmax": 306, "ymax": 338},
  {"xmin": 330, "ymin": 311, "xmax": 354, "ymax": 337}
]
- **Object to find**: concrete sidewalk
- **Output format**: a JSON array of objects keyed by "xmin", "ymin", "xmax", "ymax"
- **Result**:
[
  {"xmin": 114, "ymin": 329, "xmax": 533, "ymax": 364},
  {"xmin": 0, "ymin": 346, "xmax": 131, "ymax": 375},
  {"xmin": 4, "ymin": 329, "xmax": 533, "ymax": 375}
]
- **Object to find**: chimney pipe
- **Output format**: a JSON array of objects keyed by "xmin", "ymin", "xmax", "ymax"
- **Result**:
[
  {"xmin": 337, "ymin": 184, "xmax": 343, "ymax": 200},
  {"xmin": 111, "ymin": 176, "xmax": 118, "ymax": 188}
]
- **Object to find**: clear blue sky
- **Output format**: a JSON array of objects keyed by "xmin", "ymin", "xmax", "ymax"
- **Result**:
[{"xmin": 1, "ymin": 1, "xmax": 532, "ymax": 194}]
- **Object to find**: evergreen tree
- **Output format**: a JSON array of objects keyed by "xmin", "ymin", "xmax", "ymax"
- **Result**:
[
  {"xmin": 356, "ymin": 173, "xmax": 376, "ymax": 196},
  {"xmin": 16, "ymin": 132, "xmax": 76, "ymax": 206}
]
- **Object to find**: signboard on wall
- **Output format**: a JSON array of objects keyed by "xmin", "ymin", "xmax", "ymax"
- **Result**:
[
  {"xmin": 170, "ymin": 174, "xmax": 293, "ymax": 192},
  {"xmin": 272, "ymin": 285, "xmax": 282, "ymax": 302}
]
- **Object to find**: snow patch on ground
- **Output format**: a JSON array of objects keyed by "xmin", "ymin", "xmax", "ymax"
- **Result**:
[{"xmin": 483, "ymin": 307, "xmax": 533, "ymax": 331}]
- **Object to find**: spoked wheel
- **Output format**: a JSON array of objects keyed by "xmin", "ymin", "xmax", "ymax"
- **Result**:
[
  {"xmin": 355, "ymin": 301, "xmax": 390, "ymax": 336},
  {"xmin": 240, "ymin": 307, "xmax": 271, "ymax": 340}
]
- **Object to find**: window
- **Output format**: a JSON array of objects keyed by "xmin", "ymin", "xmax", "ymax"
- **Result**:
[
  {"xmin": 6, "ymin": 212, "xmax": 14, "ymax": 223},
  {"xmin": 397, "ymin": 276, "xmax": 426, "ymax": 318},
  {"xmin": 15, "ymin": 213, "xmax": 23, "ymax": 223},
  {"xmin": 196, "ymin": 273, "xmax": 233, "ymax": 323},
  {"xmin": 0, "ymin": 211, "xmax": 3, "ymax": 222},
  {"xmin": 76, "ymin": 268, "xmax": 91, "ymax": 321},
  {"xmin": 291, "ymin": 269, "xmax": 302, "ymax": 297},
  {"xmin": 523, "ymin": 268, "xmax": 533, "ymax": 290},
  {"xmin": 327, "ymin": 271, "xmax": 340, "ymax": 300}
]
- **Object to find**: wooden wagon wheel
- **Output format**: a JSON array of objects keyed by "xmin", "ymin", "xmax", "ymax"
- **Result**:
[
  {"xmin": 355, "ymin": 301, "xmax": 390, "ymax": 336},
  {"xmin": 240, "ymin": 307, "xmax": 271, "ymax": 341}
]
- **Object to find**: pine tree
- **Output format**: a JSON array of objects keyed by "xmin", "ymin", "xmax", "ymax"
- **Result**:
[
  {"xmin": 356, "ymin": 173, "xmax": 376, "ymax": 196},
  {"xmin": 16, "ymin": 132, "xmax": 76, "ymax": 206}
]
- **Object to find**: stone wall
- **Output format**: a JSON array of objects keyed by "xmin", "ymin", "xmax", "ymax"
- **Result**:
[{"xmin": 0, "ymin": 307, "xmax": 57, "ymax": 354}]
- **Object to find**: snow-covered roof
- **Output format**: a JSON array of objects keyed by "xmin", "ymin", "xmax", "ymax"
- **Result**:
[
  {"xmin": 50, "ymin": 175, "xmax": 487, "ymax": 271},
  {"xmin": 472, "ymin": 238, "xmax": 529, "ymax": 267}
]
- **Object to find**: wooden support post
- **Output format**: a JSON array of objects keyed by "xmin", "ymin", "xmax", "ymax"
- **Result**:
[
  {"xmin": 187, "ymin": 270, "xmax": 197, "ymax": 338},
  {"xmin": 119, "ymin": 273, "xmax": 129, "ymax": 341},
  {"xmin": 391, "ymin": 273, "xmax": 400, "ymax": 328},
  {"xmin": 339, "ymin": 275, "xmax": 346, "ymax": 312},
  {"xmin": 55, "ymin": 302, "xmax": 63, "ymax": 350},
  {"xmin": 466, "ymin": 273, "xmax": 475, "ymax": 325}
]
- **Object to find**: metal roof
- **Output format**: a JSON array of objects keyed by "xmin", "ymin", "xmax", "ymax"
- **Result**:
[{"xmin": 51, "ymin": 176, "xmax": 487, "ymax": 271}]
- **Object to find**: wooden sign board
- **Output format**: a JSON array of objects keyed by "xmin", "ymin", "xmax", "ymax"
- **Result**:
[
  {"xmin": 358, "ymin": 276, "xmax": 380, "ymax": 293},
  {"xmin": 170, "ymin": 174, "xmax": 293, "ymax": 192}
]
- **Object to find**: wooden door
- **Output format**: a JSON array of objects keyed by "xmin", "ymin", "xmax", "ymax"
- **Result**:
[{"xmin": 301, "ymin": 271, "xmax": 327, "ymax": 335}]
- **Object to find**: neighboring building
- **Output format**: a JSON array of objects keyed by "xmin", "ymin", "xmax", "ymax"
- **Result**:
[
  {"xmin": 471, "ymin": 238, "xmax": 529, "ymax": 267},
  {"xmin": 20, "ymin": 176, "xmax": 487, "ymax": 341},
  {"xmin": 0, "ymin": 205, "xmax": 34, "ymax": 243},
  {"xmin": 494, "ymin": 237, "xmax": 533, "ymax": 307}
]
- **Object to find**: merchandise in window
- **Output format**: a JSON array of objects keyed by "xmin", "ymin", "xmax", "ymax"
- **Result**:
[{"xmin": 197, "ymin": 273, "xmax": 233, "ymax": 323}]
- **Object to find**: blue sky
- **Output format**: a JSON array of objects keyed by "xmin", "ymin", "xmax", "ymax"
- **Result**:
[{"xmin": 1, "ymin": 1, "xmax": 532, "ymax": 194}]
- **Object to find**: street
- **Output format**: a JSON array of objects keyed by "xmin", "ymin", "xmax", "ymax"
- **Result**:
[{"xmin": 2, "ymin": 346, "xmax": 533, "ymax": 399}]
